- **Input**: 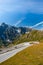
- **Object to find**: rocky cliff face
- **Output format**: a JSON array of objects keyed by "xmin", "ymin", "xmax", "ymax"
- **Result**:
[{"xmin": 0, "ymin": 23, "xmax": 32, "ymax": 47}]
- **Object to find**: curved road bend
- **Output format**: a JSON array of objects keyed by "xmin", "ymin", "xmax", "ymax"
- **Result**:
[{"xmin": 0, "ymin": 42, "xmax": 32, "ymax": 63}]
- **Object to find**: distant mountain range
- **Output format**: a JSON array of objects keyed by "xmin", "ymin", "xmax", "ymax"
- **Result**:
[
  {"xmin": 0, "ymin": 22, "xmax": 43, "ymax": 47},
  {"xmin": 0, "ymin": 23, "xmax": 32, "ymax": 47}
]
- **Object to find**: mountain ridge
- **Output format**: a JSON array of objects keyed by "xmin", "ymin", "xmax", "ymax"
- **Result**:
[
  {"xmin": 0, "ymin": 22, "xmax": 43, "ymax": 48},
  {"xmin": 0, "ymin": 23, "xmax": 32, "ymax": 47}
]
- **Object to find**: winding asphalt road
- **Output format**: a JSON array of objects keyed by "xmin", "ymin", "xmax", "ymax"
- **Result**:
[{"xmin": 0, "ymin": 42, "xmax": 32, "ymax": 63}]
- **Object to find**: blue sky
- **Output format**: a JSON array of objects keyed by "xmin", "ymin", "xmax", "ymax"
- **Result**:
[{"xmin": 0, "ymin": 0, "xmax": 43, "ymax": 27}]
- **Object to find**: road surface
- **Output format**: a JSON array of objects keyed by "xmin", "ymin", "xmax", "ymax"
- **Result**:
[{"xmin": 0, "ymin": 42, "xmax": 32, "ymax": 63}]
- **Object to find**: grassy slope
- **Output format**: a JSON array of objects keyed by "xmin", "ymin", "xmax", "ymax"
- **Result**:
[
  {"xmin": 13, "ymin": 30, "xmax": 43, "ymax": 45},
  {"xmin": 0, "ymin": 43, "xmax": 43, "ymax": 65}
]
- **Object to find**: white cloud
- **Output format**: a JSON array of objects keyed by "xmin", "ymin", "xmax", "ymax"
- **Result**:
[
  {"xmin": 31, "ymin": 21, "xmax": 43, "ymax": 28},
  {"xmin": 15, "ymin": 20, "xmax": 22, "ymax": 26},
  {"xmin": 0, "ymin": 0, "xmax": 43, "ymax": 13},
  {"xmin": 15, "ymin": 18, "xmax": 25, "ymax": 26}
]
